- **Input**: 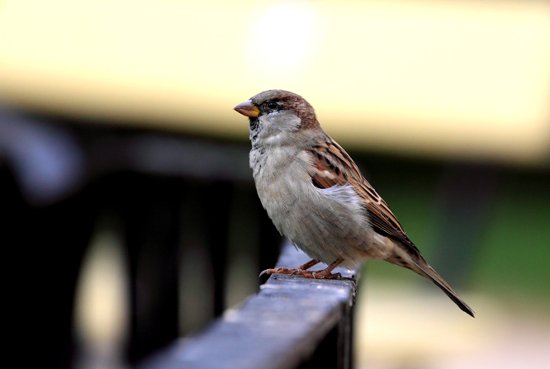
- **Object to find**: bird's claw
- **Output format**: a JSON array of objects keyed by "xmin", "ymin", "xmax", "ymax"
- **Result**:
[
  {"xmin": 259, "ymin": 267, "xmax": 343, "ymax": 280},
  {"xmin": 258, "ymin": 267, "xmax": 294, "ymax": 278}
]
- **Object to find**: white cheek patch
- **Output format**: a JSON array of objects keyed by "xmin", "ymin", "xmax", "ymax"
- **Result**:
[{"xmin": 259, "ymin": 111, "xmax": 302, "ymax": 146}]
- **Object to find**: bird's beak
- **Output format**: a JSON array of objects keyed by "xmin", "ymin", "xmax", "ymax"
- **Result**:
[{"xmin": 234, "ymin": 100, "xmax": 260, "ymax": 118}]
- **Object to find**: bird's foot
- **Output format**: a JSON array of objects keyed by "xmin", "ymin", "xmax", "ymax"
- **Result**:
[{"xmin": 259, "ymin": 267, "xmax": 342, "ymax": 280}]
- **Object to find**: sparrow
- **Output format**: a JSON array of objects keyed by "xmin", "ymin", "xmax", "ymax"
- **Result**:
[{"xmin": 234, "ymin": 90, "xmax": 474, "ymax": 317}]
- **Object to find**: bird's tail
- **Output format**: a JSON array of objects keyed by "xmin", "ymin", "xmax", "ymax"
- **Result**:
[
  {"xmin": 416, "ymin": 260, "xmax": 475, "ymax": 317},
  {"xmin": 390, "ymin": 250, "xmax": 475, "ymax": 317}
]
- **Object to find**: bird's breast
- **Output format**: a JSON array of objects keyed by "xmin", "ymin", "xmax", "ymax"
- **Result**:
[
  {"xmin": 250, "ymin": 147, "xmax": 373, "ymax": 265},
  {"xmin": 250, "ymin": 146, "xmax": 310, "ymax": 214}
]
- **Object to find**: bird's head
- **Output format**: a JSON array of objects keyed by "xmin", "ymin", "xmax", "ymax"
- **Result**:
[{"xmin": 234, "ymin": 90, "xmax": 319, "ymax": 147}]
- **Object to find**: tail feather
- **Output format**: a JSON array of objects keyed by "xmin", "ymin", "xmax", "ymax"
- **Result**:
[
  {"xmin": 389, "ymin": 249, "xmax": 475, "ymax": 317},
  {"xmin": 414, "ymin": 260, "xmax": 475, "ymax": 317}
]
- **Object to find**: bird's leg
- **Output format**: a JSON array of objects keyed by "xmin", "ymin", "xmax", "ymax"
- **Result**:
[
  {"xmin": 259, "ymin": 258, "xmax": 344, "ymax": 280},
  {"xmin": 299, "ymin": 258, "xmax": 344, "ymax": 279},
  {"xmin": 298, "ymin": 258, "xmax": 321, "ymax": 271}
]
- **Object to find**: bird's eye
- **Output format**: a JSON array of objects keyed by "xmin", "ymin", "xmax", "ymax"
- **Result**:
[{"xmin": 266, "ymin": 101, "xmax": 279, "ymax": 110}]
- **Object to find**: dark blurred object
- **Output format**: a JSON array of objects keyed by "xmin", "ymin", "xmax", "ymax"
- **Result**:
[
  {"xmin": 1, "ymin": 109, "xmax": 93, "ymax": 369},
  {"xmin": 0, "ymin": 109, "xmax": 87, "ymax": 204},
  {"xmin": 0, "ymin": 107, "xmax": 281, "ymax": 369}
]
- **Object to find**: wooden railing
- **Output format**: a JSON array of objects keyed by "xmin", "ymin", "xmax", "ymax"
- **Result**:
[{"xmin": 140, "ymin": 243, "xmax": 359, "ymax": 369}]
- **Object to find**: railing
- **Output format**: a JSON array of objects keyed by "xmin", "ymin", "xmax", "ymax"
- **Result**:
[{"xmin": 140, "ymin": 243, "xmax": 359, "ymax": 369}]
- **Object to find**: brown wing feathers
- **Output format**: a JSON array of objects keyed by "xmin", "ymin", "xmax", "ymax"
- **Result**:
[{"xmin": 308, "ymin": 137, "xmax": 420, "ymax": 255}]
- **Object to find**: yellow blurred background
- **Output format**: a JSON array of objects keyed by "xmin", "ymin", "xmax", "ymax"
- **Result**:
[
  {"xmin": 1, "ymin": 1, "xmax": 550, "ymax": 369},
  {"xmin": 1, "ymin": 0, "xmax": 549, "ymax": 164}
]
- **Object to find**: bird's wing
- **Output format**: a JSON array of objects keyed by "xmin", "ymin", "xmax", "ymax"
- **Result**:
[
  {"xmin": 306, "ymin": 137, "xmax": 420, "ymax": 255},
  {"xmin": 307, "ymin": 136, "xmax": 474, "ymax": 317}
]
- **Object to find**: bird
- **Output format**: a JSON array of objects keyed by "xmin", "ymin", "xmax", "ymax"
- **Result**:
[{"xmin": 234, "ymin": 89, "xmax": 474, "ymax": 317}]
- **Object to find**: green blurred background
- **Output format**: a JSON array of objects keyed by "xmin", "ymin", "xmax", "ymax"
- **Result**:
[{"xmin": 360, "ymin": 155, "xmax": 550, "ymax": 303}]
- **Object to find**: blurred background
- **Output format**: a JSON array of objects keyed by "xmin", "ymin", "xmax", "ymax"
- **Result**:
[{"xmin": 1, "ymin": 0, "xmax": 549, "ymax": 369}]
